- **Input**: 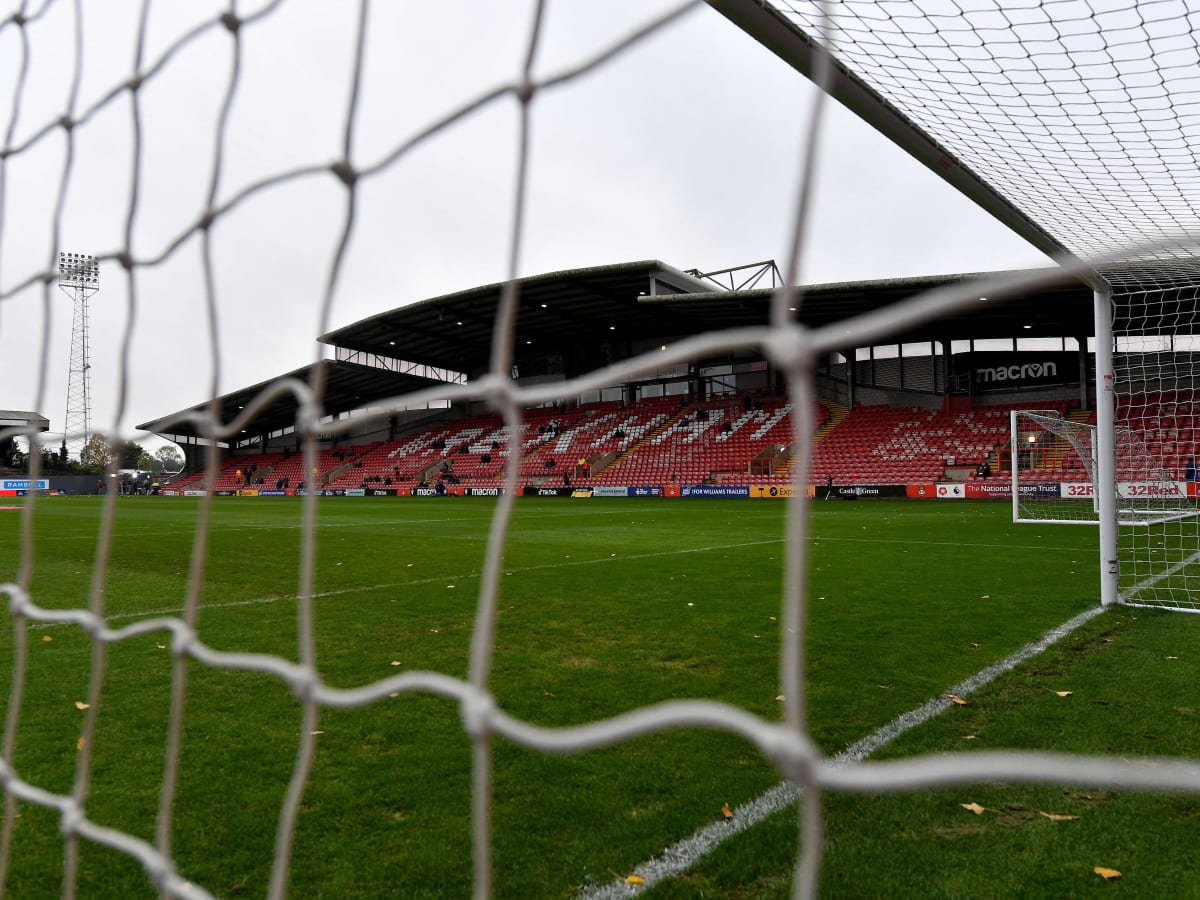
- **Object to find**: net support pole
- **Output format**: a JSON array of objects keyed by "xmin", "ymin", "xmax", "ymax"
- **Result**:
[
  {"xmin": 1009, "ymin": 409, "xmax": 1020, "ymax": 523},
  {"xmin": 1093, "ymin": 286, "xmax": 1119, "ymax": 607}
]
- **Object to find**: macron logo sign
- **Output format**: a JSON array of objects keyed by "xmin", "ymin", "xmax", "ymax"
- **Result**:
[{"xmin": 975, "ymin": 360, "xmax": 1057, "ymax": 384}]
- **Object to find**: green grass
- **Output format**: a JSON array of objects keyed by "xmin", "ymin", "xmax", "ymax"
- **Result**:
[{"xmin": 0, "ymin": 497, "xmax": 1194, "ymax": 897}]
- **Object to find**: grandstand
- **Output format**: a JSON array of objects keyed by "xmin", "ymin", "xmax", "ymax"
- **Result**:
[{"xmin": 139, "ymin": 260, "xmax": 1110, "ymax": 496}]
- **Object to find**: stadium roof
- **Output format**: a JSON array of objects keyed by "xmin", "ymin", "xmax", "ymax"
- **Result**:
[
  {"xmin": 137, "ymin": 360, "xmax": 446, "ymax": 442},
  {"xmin": 319, "ymin": 260, "xmax": 1095, "ymax": 373},
  {"xmin": 0, "ymin": 411, "xmax": 50, "ymax": 432},
  {"xmin": 317, "ymin": 260, "xmax": 718, "ymax": 377},
  {"xmin": 140, "ymin": 260, "xmax": 1097, "ymax": 442}
]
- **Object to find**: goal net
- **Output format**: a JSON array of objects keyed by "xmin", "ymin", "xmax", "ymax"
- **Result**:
[
  {"xmin": 1111, "ymin": 275, "xmax": 1200, "ymax": 611},
  {"xmin": 1012, "ymin": 408, "xmax": 1197, "ymax": 528},
  {"xmin": 4, "ymin": 1, "xmax": 1200, "ymax": 898}
]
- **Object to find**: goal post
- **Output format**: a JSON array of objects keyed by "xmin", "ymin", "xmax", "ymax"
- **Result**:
[
  {"xmin": 1011, "ymin": 408, "xmax": 1197, "ymax": 528},
  {"xmin": 1010, "ymin": 409, "xmax": 1100, "ymax": 526}
]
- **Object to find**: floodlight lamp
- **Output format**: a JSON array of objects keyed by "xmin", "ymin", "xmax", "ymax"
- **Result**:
[{"xmin": 1027, "ymin": 434, "xmax": 1037, "ymax": 444}]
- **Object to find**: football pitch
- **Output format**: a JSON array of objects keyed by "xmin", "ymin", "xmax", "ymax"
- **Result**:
[{"xmin": 1, "ymin": 497, "xmax": 1198, "ymax": 898}]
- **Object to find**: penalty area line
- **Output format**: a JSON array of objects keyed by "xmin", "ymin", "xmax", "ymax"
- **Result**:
[{"xmin": 578, "ymin": 603, "xmax": 1107, "ymax": 899}]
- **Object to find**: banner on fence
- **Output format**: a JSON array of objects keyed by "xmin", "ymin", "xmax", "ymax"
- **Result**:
[
  {"xmin": 629, "ymin": 486, "xmax": 663, "ymax": 497},
  {"xmin": 681, "ymin": 485, "xmax": 749, "ymax": 498},
  {"xmin": 750, "ymin": 485, "xmax": 799, "ymax": 499},
  {"xmin": 591, "ymin": 486, "xmax": 627, "ymax": 498}
]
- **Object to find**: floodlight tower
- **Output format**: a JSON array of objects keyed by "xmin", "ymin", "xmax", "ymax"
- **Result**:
[{"xmin": 58, "ymin": 251, "xmax": 100, "ymax": 462}]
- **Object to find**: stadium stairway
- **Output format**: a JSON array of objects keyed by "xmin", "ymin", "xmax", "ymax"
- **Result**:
[
  {"xmin": 593, "ymin": 407, "xmax": 688, "ymax": 482},
  {"xmin": 777, "ymin": 400, "xmax": 845, "ymax": 479}
]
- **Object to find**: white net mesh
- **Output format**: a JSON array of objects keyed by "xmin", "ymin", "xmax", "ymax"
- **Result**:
[
  {"xmin": 3, "ymin": 1, "xmax": 1200, "ymax": 898},
  {"xmin": 1012, "ymin": 407, "xmax": 1196, "ymax": 529},
  {"xmin": 1011, "ymin": 408, "xmax": 1101, "ymax": 524},
  {"xmin": 741, "ymin": 0, "xmax": 1200, "ymax": 269},
  {"xmin": 1113, "ymin": 273, "xmax": 1200, "ymax": 610}
]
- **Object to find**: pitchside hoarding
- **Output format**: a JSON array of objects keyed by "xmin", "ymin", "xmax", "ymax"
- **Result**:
[
  {"xmin": 2, "ymin": 479, "xmax": 48, "ymax": 491},
  {"xmin": 591, "ymin": 486, "xmax": 627, "ymax": 497},
  {"xmin": 963, "ymin": 482, "xmax": 1060, "ymax": 499},
  {"xmin": 681, "ymin": 485, "xmax": 749, "ymax": 498}
]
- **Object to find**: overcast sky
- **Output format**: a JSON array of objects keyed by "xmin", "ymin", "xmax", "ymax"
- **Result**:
[{"xmin": 0, "ymin": 0, "xmax": 1049, "ymax": 450}]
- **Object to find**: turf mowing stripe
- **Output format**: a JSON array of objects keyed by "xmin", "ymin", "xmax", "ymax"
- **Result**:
[{"xmin": 577, "ymin": 604, "xmax": 1108, "ymax": 898}]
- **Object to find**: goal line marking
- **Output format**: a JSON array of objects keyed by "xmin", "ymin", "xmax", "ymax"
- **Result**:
[{"xmin": 577, "ymin": 604, "xmax": 1108, "ymax": 898}]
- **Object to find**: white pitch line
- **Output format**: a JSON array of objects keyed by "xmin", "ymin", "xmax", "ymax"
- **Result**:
[
  {"xmin": 25, "ymin": 537, "xmax": 788, "ymax": 629},
  {"xmin": 577, "ymin": 603, "xmax": 1108, "ymax": 899}
]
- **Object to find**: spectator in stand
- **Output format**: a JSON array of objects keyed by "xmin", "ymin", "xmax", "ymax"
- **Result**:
[
  {"xmin": 1186, "ymin": 457, "xmax": 1198, "ymax": 482},
  {"xmin": 563, "ymin": 472, "xmax": 571, "ymax": 487},
  {"xmin": 577, "ymin": 456, "xmax": 588, "ymax": 477},
  {"xmin": 976, "ymin": 458, "xmax": 992, "ymax": 479}
]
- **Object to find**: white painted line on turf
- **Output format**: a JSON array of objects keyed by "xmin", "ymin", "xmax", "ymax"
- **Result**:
[
  {"xmin": 26, "ymin": 537, "xmax": 787, "ymax": 629},
  {"xmin": 577, "ymin": 604, "xmax": 1108, "ymax": 898}
]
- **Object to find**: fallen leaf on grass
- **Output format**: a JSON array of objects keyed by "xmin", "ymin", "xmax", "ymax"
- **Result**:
[
  {"xmin": 1094, "ymin": 866, "xmax": 1122, "ymax": 881},
  {"xmin": 41, "ymin": 635, "xmax": 52, "ymax": 643},
  {"xmin": 877, "ymin": 684, "xmax": 893, "ymax": 690},
  {"xmin": 74, "ymin": 701, "xmax": 89, "ymax": 710},
  {"xmin": 390, "ymin": 660, "xmax": 402, "ymax": 666},
  {"xmin": 1166, "ymin": 655, "xmax": 1179, "ymax": 660},
  {"xmin": 76, "ymin": 738, "xmax": 85, "ymax": 751},
  {"xmin": 946, "ymin": 693, "xmax": 967, "ymax": 706},
  {"xmin": 1054, "ymin": 690, "xmax": 1073, "ymax": 697},
  {"xmin": 980, "ymin": 594, "xmax": 990, "ymax": 600},
  {"xmin": 962, "ymin": 734, "xmax": 977, "ymax": 741},
  {"xmin": 775, "ymin": 695, "xmax": 785, "ymax": 702},
  {"xmin": 625, "ymin": 874, "xmax": 645, "ymax": 885},
  {"xmin": 722, "ymin": 803, "xmax": 733, "ymax": 820},
  {"xmin": 544, "ymin": 691, "xmax": 555, "ymax": 697},
  {"xmin": 1039, "ymin": 811, "xmax": 1078, "ymax": 822},
  {"xmin": 960, "ymin": 802, "xmax": 987, "ymax": 815}
]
